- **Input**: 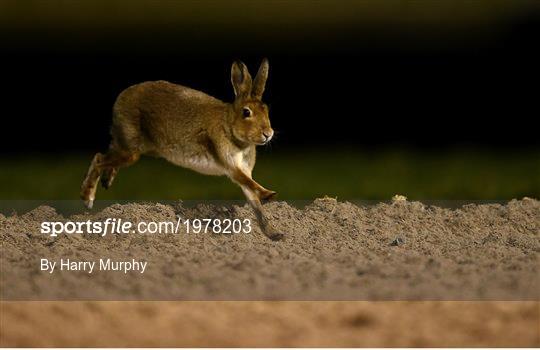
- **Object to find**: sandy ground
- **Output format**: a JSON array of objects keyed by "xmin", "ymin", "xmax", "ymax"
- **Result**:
[
  {"xmin": 1, "ymin": 301, "xmax": 539, "ymax": 347},
  {"xmin": 1, "ymin": 198, "xmax": 538, "ymax": 300},
  {"xmin": 1, "ymin": 198, "xmax": 539, "ymax": 346}
]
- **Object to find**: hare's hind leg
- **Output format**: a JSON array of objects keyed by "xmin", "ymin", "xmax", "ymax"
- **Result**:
[
  {"xmin": 81, "ymin": 153, "xmax": 104, "ymax": 209},
  {"xmin": 101, "ymin": 167, "xmax": 118, "ymax": 189},
  {"xmin": 99, "ymin": 151, "xmax": 140, "ymax": 187},
  {"xmin": 80, "ymin": 150, "xmax": 140, "ymax": 208}
]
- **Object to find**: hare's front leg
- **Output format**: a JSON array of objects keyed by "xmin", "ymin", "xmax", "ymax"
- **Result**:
[
  {"xmin": 230, "ymin": 169, "xmax": 283, "ymax": 240},
  {"xmin": 232, "ymin": 169, "xmax": 277, "ymax": 201}
]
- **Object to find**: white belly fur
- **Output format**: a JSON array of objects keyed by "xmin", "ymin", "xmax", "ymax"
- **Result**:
[
  {"xmin": 162, "ymin": 148, "xmax": 251, "ymax": 177},
  {"xmin": 163, "ymin": 151, "xmax": 225, "ymax": 176}
]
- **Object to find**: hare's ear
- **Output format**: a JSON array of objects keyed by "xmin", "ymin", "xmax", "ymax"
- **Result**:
[
  {"xmin": 231, "ymin": 61, "xmax": 252, "ymax": 98},
  {"xmin": 252, "ymin": 58, "xmax": 269, "ymax": 100}
]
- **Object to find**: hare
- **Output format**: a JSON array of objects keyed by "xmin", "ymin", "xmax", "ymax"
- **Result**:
[{"xmin": 80, "ymin": 59, "xmax": 283, "ymax": 240}]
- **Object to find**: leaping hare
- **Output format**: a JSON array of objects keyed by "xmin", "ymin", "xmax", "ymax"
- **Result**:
[{"xmin": 81, "ymin": 59, "xmax": 283, "ymax": 240}]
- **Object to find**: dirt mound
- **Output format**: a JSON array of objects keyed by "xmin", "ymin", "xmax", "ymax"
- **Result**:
[{"xmin": 1, "ymin": 198, "xmax": 538, "ymax": 300}]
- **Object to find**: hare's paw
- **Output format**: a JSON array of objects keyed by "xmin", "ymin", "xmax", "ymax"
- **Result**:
[
  {"xmin": 259, "ymin": 189, "xmax": 277, "ymax": 201},
  {"xmin": 266, "ymin": 230, "xmax": 284, "ymax": 241},
  {"xmin": 83, "ymin": 198, "xmax": 94, "ymax": 209},
  {"xmin": 80, "ymin": 189, "xmax": 95, "ymax": 209},
  {"xmin": 100, "ymin": 168, "xmax": 118, "ymax": 189},
  {"xmin": 263, "ymin": 223, "xmax": 284, "ymax": 240}
]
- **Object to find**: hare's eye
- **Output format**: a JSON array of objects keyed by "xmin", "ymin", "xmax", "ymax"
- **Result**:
[{"xmin": 242, "ymin": 107, "xmax": 252, "ymax": 118}]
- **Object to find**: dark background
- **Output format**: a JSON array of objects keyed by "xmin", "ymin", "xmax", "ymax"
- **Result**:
[
  {"xmin": 0, "ymin": 1, "xmax": 538, "ymax": 201},
  {"xmin": 2, "ymin": 0, "xmax": 539, "ymax": 154}
]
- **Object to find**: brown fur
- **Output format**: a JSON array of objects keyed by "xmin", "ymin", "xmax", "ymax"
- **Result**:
[{"xmin": 80, "ymin": 59, "xmax": 282, "ymax": 240}]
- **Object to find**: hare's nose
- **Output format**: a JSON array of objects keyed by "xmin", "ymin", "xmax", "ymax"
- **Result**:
[{"xmin": 263, "ymin": 129, "xmax": 274, "ymax": 141}]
